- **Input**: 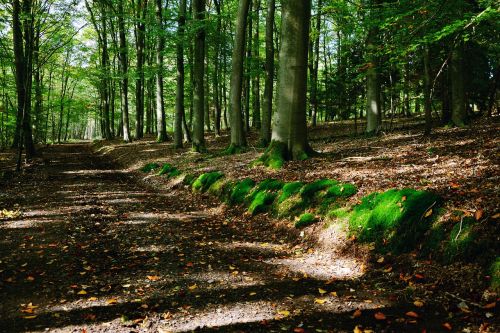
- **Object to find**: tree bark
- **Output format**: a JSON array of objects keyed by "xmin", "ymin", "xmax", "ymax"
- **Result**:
[
  {"xmin": 135, "ymin": 0, "xmax": 148, "ymax": 139},
  {"xmin": 260, "ymin": 0, "xmax": 275, "ymax": 146},
  {"xmin": 191, "ymin": 0, "xmax": 206, "ymax": 152},
  {"xmin": 423, "ymin": 45, "xmax": 432, "ymax": 135},
  {"xmin": 117, "ymin": 0, "xmax": 132, "ymax": 142},
  {"xmin": 155, "ymin": 0, "xmax": 168, "ymax": 142},
  {"xmin": 174, "ymin": 0, "xmax": 187, "ymax": 148},
  {"xmin": 450, "ymin": 40, "xmax": 467, "ymax": 126},
  {"xmin": 252, "ymin": 0, "xmax": 261, "ymax": 129},
  {"xmin": 229, "ymin": 0, "xmax": 251, "ymax": 150}
]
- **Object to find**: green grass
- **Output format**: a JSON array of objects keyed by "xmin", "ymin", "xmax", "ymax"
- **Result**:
[
  {"xmin": 140, "ymin": 162, "xmax": 161, "ymax": 173},
  {"xmin": 348, "ymin": 188, "xmax": 440, "ymax": 254},
  {"xmin": 295, "ymin": 213, "xmax": 317, "ymax": 228},
  {"xmin": 228, "ymin": 178, "xmax": 256, "ymax": 205},
  {"xmin": 192, "ymin": 172, "xmax": 224, "ymax": 193}
]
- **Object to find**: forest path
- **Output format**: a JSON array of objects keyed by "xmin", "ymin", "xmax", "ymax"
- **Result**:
[{"xmin": 0, "ymin": 144, "xmax": 449, "ymax": 333}]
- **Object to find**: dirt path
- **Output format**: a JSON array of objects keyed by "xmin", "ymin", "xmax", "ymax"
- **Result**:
[{"xmin": 0, "ymin": 144, "xmax": 491, "ymax": 333}]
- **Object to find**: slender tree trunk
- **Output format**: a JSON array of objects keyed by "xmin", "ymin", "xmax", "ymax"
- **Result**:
[
  {"xmin": 192, "ymin": 0, "xmax": 206, "ymax": 152},
  {"xmin": 423, "ymin": 45, "xmax": 432, "ymax": 135},
  {"xmin": 450, "ymin": 40, "xmax": 467, "ymax": 126},
  {"xmin": 252, "ymin": 0, "xmax": 261, "ymax": 129},
  {"xmin": 118, "ymin": 0, "xmax": 131, "ymax": 142},
  {"xmin": 175, "ymin": 0, "xmax": 187, "ymax": 148},
  {"xmin": 310, "ymin": 0, "xmax": 322, "ymax": 127},
  {"xmin": 135, "ymin": 0, "xmax": 148, "ymax": 139},
  {"xmin": 213, "ymin": 0, "xmax": 222, "ymax": 136},
  {"xmin": 229, "ymin": 0, "xmax": 251, "ymax": 150},
  {"xmin": 155, "ymin": 0, "xmax": 167, "ymax": 142},
  {"xmin": 260, "ymin": 0, "xmax": 275, "ymax": 146},
  {"xmin": 365, "ymin": 25, "xmax": 381, "ymax": 134}
]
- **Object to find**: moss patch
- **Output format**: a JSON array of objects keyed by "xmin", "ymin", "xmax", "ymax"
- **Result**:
[
  {"xmin": 444, "ymin": 217, "xmax": 478, "ymax": 261},
  {"xmin": 192, "ymin": 172, "xmax": 224, "ymax": 193},
  {"xmin": 348, "ymin": 189, "xmax": 440, "ymax": 254},
  {"xmin": 223, "ymin": 144, "xmax": 246, "ymax": 155},
  {"xmin": 183, "ymin": 174, "xmax": 197, "ymax": 186},
  {"xmin": 278, "ymin": 182, "xmax": 304, "ymax": 204},
  {"xmin": 248, "ymin": 191, "xmax": 277, "ymax": 215},
  {"xmin": 300, "ymin": 179, "xmax": 339, "ymax": 199},
  {"xmin": 158, "ymin": 163, "xmax": 181, "ymax": 178},
  {"xmin": 295, "ymin": 213, "xmax": 317, "ymax": 229},
  {"xmin": 228, "ymin": 178, "xmax": 255, "ymax": 205},
  {"xmin": 253, "ymin": 140, "xmax": 287, "ymax": 169},
  {"xmin": 141, "ymin": 162, "xmax": 160, "ymax": 173}
]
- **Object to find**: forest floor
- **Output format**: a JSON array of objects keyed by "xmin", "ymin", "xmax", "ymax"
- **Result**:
[{"xmin": 0, "ymin": 118, "xmax": 499, "ymax": 333}]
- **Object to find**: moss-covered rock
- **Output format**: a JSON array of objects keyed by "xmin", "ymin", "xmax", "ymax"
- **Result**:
[
  {"xmin": 348, "ymin": 188, "xmax": 440, "ymax": 254},
  {"xmin": 183, "ymin": 174, "xmax": 197, "ymax": 186},
  {"xmin": 444, "ymin": 217, "xmax": 478, "ymax": 261},
  {"xmin": 208, "ymin": 178, "xmax": 233, "ymax": 199},
  {"xmin": 192, "ymin": 172, "xmax": 224, "ymax": 193},
  {"xmin": 158, "ymin": 163, "xmax": 181, "ymax": 178},
  {"xmin": 295, "ymin": 213, "xmax": 317, "ymax": 228},
  {"xmin": 248, "ymin": 191, "xmax": 277, "ymax": 215},
  {"xmin": 247, "ymin": 179, "xmax": 284, "ymax": 202},
  {"xmin": 141, "ymin": 162, "xmax": 161, "ymax": 173},
  {"xmin": 228, "ymin": 178, "xmax": 255, "ymax": 205},
  {"xmin": 278, "ymin": 182, "xmax": 304, "ymax": 204},
  {"xmin": 300, "ymin": 179, "xmax": 339, "ymax": 199}
]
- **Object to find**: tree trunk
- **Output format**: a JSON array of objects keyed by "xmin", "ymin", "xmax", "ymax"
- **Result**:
[
  {"xmin": 135, "ymin": 0, "xmax": 148, "ymax": 139},
  {"xmin": 229, "ymin": 0, "xmax": 251, "ymax": 150},
  {"xmin": 423, "ymin": 45, "xmax": 432, "ymax": 135},
  {"xmin": 450, "ymin": 40, "xmax": 467, "ymax": 126},
  {"xmin": 118, "ymin": 0, "xmax": 132, "ymax": 142},
  {"xmin": 260, "ymin": 0, "xmax": 275, "ymax": 146},
  {"xmin": 174, "ymin": 0, "xmax": 187, "ymax": 148},
  {"xmin": 310, "ymin": 0, "xmax": 322, "ymax": 127},
  {"xmin": 213, "ymin": 0, "xmax": 222, "ymax": 136},
  {"xmin": 365, "ymin": 25, "xmax": 381, "ymax": 134},
  {"xmin": 155, "ymin": 0, "xmax": 168, "ymax": 142},
  {"xmin": 252, "ymin": 0, "xmax": 261, "ymax": 129},
  {"xmin": 191, "ymin": 0, "xmax": 206, "ymax": 152},
  {"xmin": 266, "ymin": 0, "xmax": 311, "ymax": 163}
]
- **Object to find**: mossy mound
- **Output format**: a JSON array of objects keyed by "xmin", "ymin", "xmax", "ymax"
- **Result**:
[
  {"xmin": 444, "ymin": 217, "xmax": 479, "ymax": 261},
  {"xmin": 300, "ymin": 179, "xmax": 339, "ymax": 199},
  {"xmin": 192, "ymin": 172, "xmax": 224, "ymax": 193},
  {"xmin": 247, "ymin": 179, "xmax": 284, "ymax": 202},
  {"xmin": 183, "ymin": 174, "xmax": 197, "ymax": 186},
  {"xmin": 248, "ymin": 191, "xmax": 278, "ymax": 215},
  {"xmin": 490, "ymin": 257, "xmax": 500, "ymax": 292},
  {"xmin": 223, "ymin": 144, "xmax": 246, "ymax": 155},
  {"xmin": 253, "ymin": 141, "xmax": 287, "ymax": 169},
  {"xmin": 228, "ymin": 178, "xmax": 256, "ymax": 205},
  {"xmin": 158, "ymin": 163, "xmax": 181, "ymax": 178},
  {"xmin": 278, "ymin": 182, "xmax": 304, "ymax": 204},
  {"xmin": 141, "ymin": 162, "xmax": 161, "ymax": 173},
  {"xmin": 295, "ymin": 213, "xmax": 317, "ymax": 229},
  {"xmin": 348, "ymin": 189, "xmax": 440, "ymax": 254}
]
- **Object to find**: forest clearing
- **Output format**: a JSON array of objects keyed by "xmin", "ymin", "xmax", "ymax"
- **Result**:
[{"xmin": 0, "ymin": 0, "xmax": 499, "ymax": 332}]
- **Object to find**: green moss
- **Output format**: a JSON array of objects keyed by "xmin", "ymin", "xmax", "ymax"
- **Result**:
[
  {"xmin": 158, "ymin": 163, "xmax": 181, "ymax": 178},
  {"xmin": 421, "ymin": 223, "xmax": 447, "ymax": 257},
  {"xmin": 276, "ymin": 194, "xmax": 305, "ymax": 218},
  {"xmin": 141, "ymin": 162, "xmax": 160, "ymax": 173},
  {"xmin": 295, "ymin": 213, "xmax": 317, "ymax": 228},
  {"xmin": 248, "ymin": 191, "xmax": 277, "ymax": 215},
  {"xmin": 228, "ymin": 178, "xmax": 255, "ymax": 205},
  {"xmin": 223, "ymin": 144, "xmax": 246, "ymax": 155},
  {"xmin": 490, "ymin": 257, "xmax": 500, "ymax": 292},
  {"xmin": 247, "ymin": 179, "xmax": 284, "ymax": 202},
  {"xmin": 348, "ymin": 189, "xmax": 440, "ymax": 254},
  {"xmin": 325, "ymin": 183, "xmax": 358, "ymax": 198},
  {"xmin": 169, "ymin": 169, "xmax": 182, "ymax": 178},
  {"xmin": 192, "ymin": 172, "xmax": 224, "ymax": 193},
  {"xmin": 253, "ymin": 141, "xmax": 287, "ymax": 169},
  {"xmin": 278, "ymin": 182, "xmax": 304, "ymax": 204},
  {"xmin": 444, "ymin": 218, "xmax": 477, "ymax": 261},
  {"xmin": 300, "ymin": 179, "xmax": 338, "ymax": 199},
  {"xmin": 208, "ymin": 178, "xmax": 231, "ymax": 197},
  {"xmin": 183, "ymin": 174, "xmax": 197, "ymax": 186}
]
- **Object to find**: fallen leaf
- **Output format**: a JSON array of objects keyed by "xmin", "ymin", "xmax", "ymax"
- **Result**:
[
  {"xmin": 374, "ymin": 312, "xmax": 386, "ymax": 320},
  {"xmin": 88, "ymin": 297, "xmax": 98, "ymax": 301},
  {"xmin": 188, "ymin": 284, "xmax": 197, "ymax": 290},
  {"xmin": 77, "ymin": 290, "xmax": 88, "ymax": 295},
  {"xmin": 315, "ymin": 298, "xmax": 327, "ymax": 304},
  {"xmin": 23, "ymin": 315, "xmax": 37, "ymax": 319},
  {"xmin": 424, "ymin": 209, "xmax": 433, "ymax": 218},
  {"xmin": 352, "ymin": 309, "xmax": 362, "ymax": 318},
  {"xmin": 147, "ymin": 275, "xmax": 160, "ymax": 281},
  {"xmin": 442, "ymin": 322, "xmax": 452, "ymax": 331},
  {"xmin": 277, "ymin": 310, "xmax": 290, "ymax": 317},
  {"xmin": 413, "ymin": 300, "xmax": 424, "ymax": 307},
  {"xmin": 483, "ymin": 302, "xmax": 496, "ymax": 309},
  {"xmin": 318, "ymin": 288, "xmax": 327, "ymax": 294},
  {"xmin": 293, "ymin": 328, "xmax": 305, "ymax": 333},
  {"xmin": 406, "ymin": 311, "xmax": 419, "ymax": 318},
  {"xmin": 377, "ymin": 257, "xmax": 385, "ymax": 263},
  {"xmin": 106, "ymin": 298, "xmax": 118, "ymax": 305},
  {"xmin": 474, "ymin": 209, "xmax": 484, "ymax": 221},
  {"xmin": 383, "ymin": 266, "xmax": 393, "ymax": 273}
]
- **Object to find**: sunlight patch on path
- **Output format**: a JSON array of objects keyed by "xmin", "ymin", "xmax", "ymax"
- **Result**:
[{"xmin": 159, "ymin": 301, "xmax": 276, "ymax": 332}]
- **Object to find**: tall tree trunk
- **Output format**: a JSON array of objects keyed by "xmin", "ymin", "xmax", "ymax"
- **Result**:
[
  {"xmin": 100, "ymin": 1, "xmax": 112, "ymax": 140},
  {"xmin": 365, "ymin": 25, "xmax": 381, "ymax": 134},
  {"xmin": 213, "ymin": 0, "xmax": 222, "ymax": 136},
  {"xmin": 310, "ymin": 0, "xmax": 322, "ymax": 127},
  {"xmin": 229, "ymin": 0, "xmax": 251, "ymax": 150},
  {"xmin": 155, "ymin": 0, "xmax": 168, "ymax": 142},
  {"xmin": 423, "ymin": 45, "xmax": 432, "ymax": 135},
  {"xmin": 266, "ymin": 0, "xmax": 311, "ymax": 163},
  {"xmin": 450, "ymin": 40, "xmax": 467, "ymax": 126},
  {"xmin": 244, "ymin": 4, "xmax": 252, "ymax": 132},
  {"xmin": 175, "ymin": 0, "xmax": 187, "ymax": 148},
  {"xmin": 118, "ymin": 0, "xmax": 132, "ymax": 142},
  {"xmin": 260, "ymin": 0, "xmax": 275, "ymax": 146},
  {"xmin": 135, "ymin": 0, "xmax": 148, "ymax": 139},
  {"xmin": 252, "ymin": 0, "xmax": 261, "ymax": 129},
  {"xmin": 192, "ymin": 0, "xmax": 206, "ymax": 152}
]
